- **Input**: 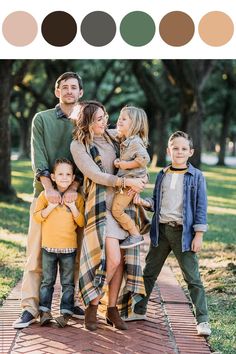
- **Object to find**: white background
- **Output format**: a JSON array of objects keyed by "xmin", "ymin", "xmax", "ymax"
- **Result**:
[{"xmin": 0, "ymin": 0, "xmax": 236, "ymax": 59}]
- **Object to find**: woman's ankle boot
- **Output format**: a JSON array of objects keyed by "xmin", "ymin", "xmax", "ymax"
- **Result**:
[
  {"xmin": 106, "ymin": 306, "xmax": 128, "ymax": 330},
  {"xmin": 84, "ymin": 304, "xmax": 98, "ymax": 331}
]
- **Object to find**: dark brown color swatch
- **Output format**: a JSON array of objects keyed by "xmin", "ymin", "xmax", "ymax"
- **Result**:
[
  {"xmin": 41, "ymin": 11, "xmax": 77, "ymax": 47},
  {"xmin": 159, "ymin": 11, "xmax": 195, "ymax": 47}
]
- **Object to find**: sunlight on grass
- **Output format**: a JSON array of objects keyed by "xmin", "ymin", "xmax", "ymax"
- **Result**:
[{"xmin": 208, "ymin": 206, "xmax": 236, "ymax": 215}]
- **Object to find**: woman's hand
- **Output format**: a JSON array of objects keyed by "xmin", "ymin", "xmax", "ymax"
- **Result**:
[{"xmin": 126, "ymin": 178, "xmax": 145, "ymax": 193}]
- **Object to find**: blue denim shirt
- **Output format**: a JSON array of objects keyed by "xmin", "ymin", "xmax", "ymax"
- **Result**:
[{"xmin": 147, "ymin": 163, "xmax": 207, "ymax": 252}]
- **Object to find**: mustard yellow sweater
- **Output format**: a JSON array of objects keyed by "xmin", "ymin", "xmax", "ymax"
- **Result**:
[{"xmin": 33, "ymin": 191, "xmax": 84, "ymax": 249}]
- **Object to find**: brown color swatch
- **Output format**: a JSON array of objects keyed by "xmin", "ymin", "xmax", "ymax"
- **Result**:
[
  {"xmin": 198, "ymin": 11, "xmax": 234, "ymax": 47},
  {"xmin": 41, "ymin": 11, "xmax": 77, "ymax": 47},
  {"xmin": 159, "ymin": 11, "xmax": 195, "ymax": 47},
  {"xmin": 2, "ymin": 11, "xmax": 37, "ymax": 46}
]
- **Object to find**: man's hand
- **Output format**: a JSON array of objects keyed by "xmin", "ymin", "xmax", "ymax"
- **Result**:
[
  {"xmin": 45, "ymin": 188, "xmax": 61, "ymax": 204},
  {"xmin": 63, "ymin": 189, "xmax": 78, "ymax": 203},
  {"xmin": 64, "ymin": 200, "xmax": 76, "ymax": 209},
  {"xmin": 191, "ymin": 232, "xmax": 203, "ymax": 253}
]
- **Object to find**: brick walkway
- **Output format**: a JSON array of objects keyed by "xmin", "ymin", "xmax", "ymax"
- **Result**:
[{"xmin": 0, "ymin": 240, "xmax": 212, "ymax": 354}]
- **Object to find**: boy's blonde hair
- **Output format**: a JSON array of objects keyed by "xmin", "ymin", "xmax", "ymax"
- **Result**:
[
  {"xmin": 121, "ymin": 106, "xmax": 149, "ymax": 147},
  {"xmin": 168, "ymin": 131, "xmax": 193, "ymax": 149}
]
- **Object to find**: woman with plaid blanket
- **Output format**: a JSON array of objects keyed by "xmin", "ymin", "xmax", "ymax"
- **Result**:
[{"xmin": 70, "ymin": 101, "xmax": 146, "ymax": 331}]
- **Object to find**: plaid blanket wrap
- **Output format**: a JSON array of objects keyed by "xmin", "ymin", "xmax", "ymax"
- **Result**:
[{"xmin": 78, "ymin": 131, "xmax": 146, "ymax": 317}]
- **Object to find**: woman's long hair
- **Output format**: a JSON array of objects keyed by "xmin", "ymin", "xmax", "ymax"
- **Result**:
[{"xmin": 73, "ymin": 101, "xmax": 108, "ymax": 145}]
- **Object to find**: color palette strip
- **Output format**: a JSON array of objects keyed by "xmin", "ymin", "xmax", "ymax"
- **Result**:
[
  {"xmin": 1, "ymin": 1, "xmax": 236, "ymax": 59},
  {"xmin": 2, "ymin": 10, "xmax": 235, "ymax": 47}
]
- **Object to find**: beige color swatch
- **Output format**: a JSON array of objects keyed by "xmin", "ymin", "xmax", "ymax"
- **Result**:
[
  {"xmin": 198, "ymin": 11, "xmax": 234, "ymax": 46},
  {"xmin": 2, "ymin": 11, "xmax": 38, "ymax": 46}
]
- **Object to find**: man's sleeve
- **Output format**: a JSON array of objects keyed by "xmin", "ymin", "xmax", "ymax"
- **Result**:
[{"xmin": 31, "ymin": 114, "xmax": 50, "ymax": 180}]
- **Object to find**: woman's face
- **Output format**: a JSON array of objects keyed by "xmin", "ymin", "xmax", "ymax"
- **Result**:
[{"xmin": 91, "ymin": 107, "xmax": 108, "ymax": 136}]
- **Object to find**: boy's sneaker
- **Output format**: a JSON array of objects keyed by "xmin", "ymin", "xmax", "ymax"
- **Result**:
[
  {"xmin": 40, "ymin": 311, "xmax": 53, "ymax": 326},
  {"xmin": 72, "ymin": 306, "xmax": 85, "ymax": 319},
  {"xmin": 122, "ymin": 312, "xmax": 147, "ymax": 322},
  {"xmin": 197, "ymin": 322, "xmax": 211, "ymax": 336},
  {"xmin": 120, "ymin": 235, "xmax": 144, "ymax": 249},
  {"xmin": 13, "ymin": 310, "xmax": 36, "ymax": 329}
]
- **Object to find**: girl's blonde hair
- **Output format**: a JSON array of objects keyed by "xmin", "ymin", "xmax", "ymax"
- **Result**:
[
  {"xmin": 121, "ymin": 106, "xmax": 149, "ymax": 146},
  {"xmin": 73, "ymin": 101, "xmax": 108, "ymax": 145}
]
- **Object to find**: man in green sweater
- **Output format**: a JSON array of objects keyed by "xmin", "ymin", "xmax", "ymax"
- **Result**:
[{"xmin": 13, "ymin": 72, "xmax": 85, "ymax": 328}]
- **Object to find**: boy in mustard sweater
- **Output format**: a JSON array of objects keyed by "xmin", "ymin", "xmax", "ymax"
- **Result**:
[{"xmin": 34, "ymin": 158, "xmax": 84, "ymax": 327}]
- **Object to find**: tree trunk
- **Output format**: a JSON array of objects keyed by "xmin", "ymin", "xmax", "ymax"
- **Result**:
[
  {"xmin": 186, "ymin": 95, "xmax": 203, "ymax": 167},
  {"xmin": 217, "ymin": 95, "xmax": 232, "ymax": 166},
  {"xmin": 18, "ymin": 118, "xmax": 31, "ymax": 159},
  {"xmin": 0, "ymin": 61, "xmax": 15, "ymax": 196}
]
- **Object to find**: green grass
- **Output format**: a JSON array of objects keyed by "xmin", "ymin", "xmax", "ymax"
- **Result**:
[
  {"xmin": 0, "ymin": 159, "xmax": 33, "ymax": 304},
  {"xmin": 0, "ymin": 160, "xmax": 236, "ymax": 352}
]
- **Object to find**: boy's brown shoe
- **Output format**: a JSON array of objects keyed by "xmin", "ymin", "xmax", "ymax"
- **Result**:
[
  {"xmin": 40, "ymin": 311, "xmax": 53, "ymax": 326},
  {"xmin": 55, "ymin": 313, "xmax": 72, "ymax": 328}
]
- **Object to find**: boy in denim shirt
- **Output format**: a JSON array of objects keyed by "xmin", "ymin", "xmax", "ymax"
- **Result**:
[{"xmin": 130, "ymin": 131, "xmax": 211, "ymax": 336}]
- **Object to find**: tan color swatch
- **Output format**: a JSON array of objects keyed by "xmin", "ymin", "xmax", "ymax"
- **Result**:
[
  {"xmin": 198, "ymin": 11, "xmax": 234, "ymax": 46},
  {"xmin": 159, "ymin": 11, "xmax": 195, "ymax": 47},
  {"xmin": 2, "ymin": 11, "xmax": 37, "ymax": 46}
]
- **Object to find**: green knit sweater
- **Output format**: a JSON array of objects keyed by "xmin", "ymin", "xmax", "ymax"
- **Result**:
[{"xmin": 31, "ymin": 108, "xmax": 75, "ymax": 197}]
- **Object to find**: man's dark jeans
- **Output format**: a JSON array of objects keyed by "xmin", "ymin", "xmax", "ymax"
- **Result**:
[{"xmin": 39, "ymin": 249, "xmax": 76, "ymax": 315}]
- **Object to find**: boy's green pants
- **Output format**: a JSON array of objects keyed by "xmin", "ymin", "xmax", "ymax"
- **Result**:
[{"xmin": 135, "ymin": 223, "xmax": 209, "ymax": 324}]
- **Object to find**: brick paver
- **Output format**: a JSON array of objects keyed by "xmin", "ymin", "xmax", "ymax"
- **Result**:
[{"xmin": 0, "ymin": 238, "xmax": 212, "ymax": 354}]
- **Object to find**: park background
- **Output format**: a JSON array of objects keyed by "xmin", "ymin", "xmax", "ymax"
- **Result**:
[{"xmin": 0, "ymin": 59, "xmax": 235, "ymax": 353}]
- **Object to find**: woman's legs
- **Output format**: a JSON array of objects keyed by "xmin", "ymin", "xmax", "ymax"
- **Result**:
[
  {"xmin": 106, "ymin": 238, "xmax": 124, "ymax": 306},
  {"xmin": 87, "ymin": 237, "xmax": 126, "ymax": 330},
  {"xmin": 105, "ymin": 238, "xmax": 127, "ymax": 330},
  {"xmin": 90, "ymin": 237, "xmax": 122, "ymax": 305}
]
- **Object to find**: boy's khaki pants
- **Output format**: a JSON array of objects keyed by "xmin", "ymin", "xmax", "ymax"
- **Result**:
[
  {"xmin": 21, "ymin": 199, "xmax": 82, "ymax": 318},
  {"xmin": 112, "ymin": 189, "xmax": 139, "ymax": 235}
]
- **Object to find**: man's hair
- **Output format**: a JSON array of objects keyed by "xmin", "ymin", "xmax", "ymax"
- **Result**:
[
  {"xmin": 168, "ymin": 131, "xmax": 193, "ymax": 149},
  {"xmin": 52, "ymin": 158, "xmax": 74, "ymax": 173},
  {"xmin": 55, "ymin": 72, "xmax": 83, "ymax": 90}
]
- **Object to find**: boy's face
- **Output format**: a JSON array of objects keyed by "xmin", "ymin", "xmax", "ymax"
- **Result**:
[
  {"xmin": 167, "ymin": 137, "xmax": 194, "ymax": 168},
  {"xmin": 55, "ymin": 78, "xmax": 83, "ymax": 105},
  {"xmin": 51, "ymin": 163, "xmax": 75, "ymax": 191}
]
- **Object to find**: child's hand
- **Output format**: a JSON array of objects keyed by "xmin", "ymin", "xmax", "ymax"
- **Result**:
[
  {"xmin": 48, "ymin": 201, "xmax": 59, "ymax": 208},
  {"xmin": 133, "ymin": 193, "xmax": 142, "ymax": 205},
  {"xmin": 114, "ymin": 158, "xmax": 120, "ymax": 168},
  {"xmin": 191, "ymin": 232, "xmax": 203, "ymax": 253}
]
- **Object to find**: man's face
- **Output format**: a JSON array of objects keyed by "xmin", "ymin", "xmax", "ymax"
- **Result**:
[{"xmin": 55, "ymin": 78, "xmax": 83, "ymax": 105}]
